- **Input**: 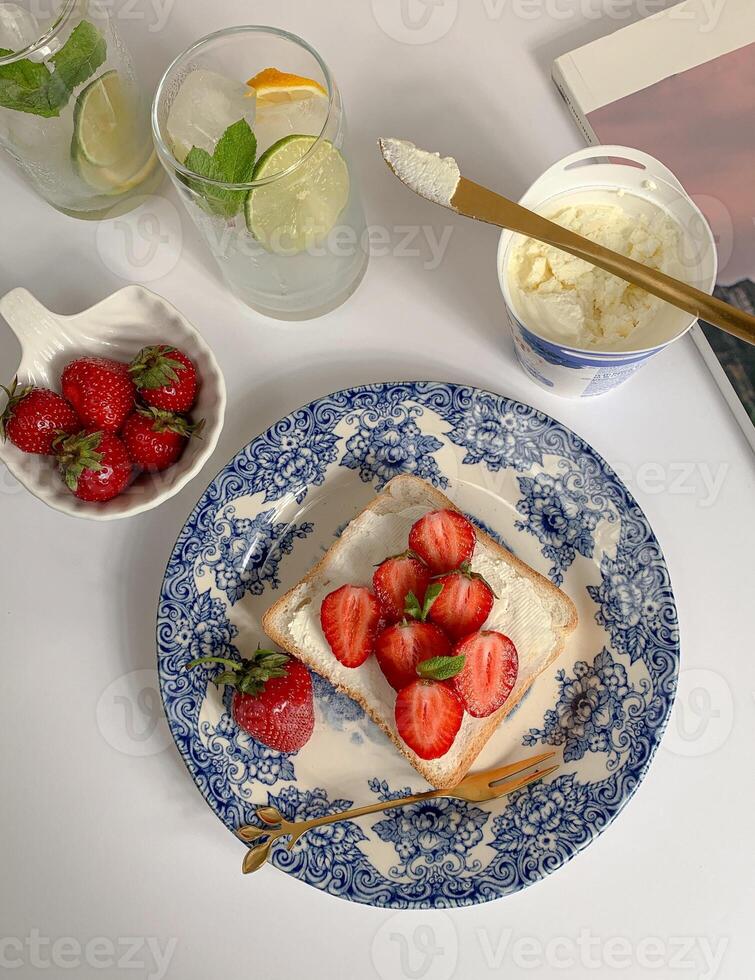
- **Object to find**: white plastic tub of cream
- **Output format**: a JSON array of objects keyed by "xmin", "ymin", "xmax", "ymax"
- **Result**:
[{"xmin": 497, "ymin": 146, "xmax": 717, "ymax": 398}]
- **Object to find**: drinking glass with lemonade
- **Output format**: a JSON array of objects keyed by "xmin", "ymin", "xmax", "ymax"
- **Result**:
[
  {"xmin": 152, "ymin": 27, "xmax": 369, "ymax": 320},
  {"xmin": 0, "ymin": 0, "xmax": 159, "ymax": 217}
]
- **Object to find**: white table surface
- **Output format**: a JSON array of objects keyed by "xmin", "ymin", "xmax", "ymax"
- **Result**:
[{"xmin": 1, "ymin": 2, "xmax": 753, "ymax": 978}]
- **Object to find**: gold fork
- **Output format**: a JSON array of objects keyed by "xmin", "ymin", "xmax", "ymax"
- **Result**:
[{"xmin": 237, "ymin": 750, "xmax": 558, "ymax": 874}]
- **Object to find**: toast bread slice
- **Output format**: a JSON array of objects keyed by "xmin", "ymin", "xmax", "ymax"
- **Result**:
[{"xmin": 263, "ymin": 475, "xmax": 577, "ymax": 789}]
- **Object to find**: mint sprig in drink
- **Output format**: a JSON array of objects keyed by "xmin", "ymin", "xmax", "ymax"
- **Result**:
[
  {"xmin": 152, "ymin": 27, "xmax": 368, "ymax": 320},
  {"xmin": 0, "ymin": 0, "xmax": 158, "ymax": 217}
]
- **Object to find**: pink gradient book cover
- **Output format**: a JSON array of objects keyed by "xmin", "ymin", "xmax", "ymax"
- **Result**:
[{"xmin": 553, "ymin": 0, "xmax": 755, "ymax": 445}]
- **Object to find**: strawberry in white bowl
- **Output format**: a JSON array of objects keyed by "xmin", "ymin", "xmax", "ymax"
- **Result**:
[{"xmin": 0, "ymin": 286, "xmax": 225, "ymax": 521}]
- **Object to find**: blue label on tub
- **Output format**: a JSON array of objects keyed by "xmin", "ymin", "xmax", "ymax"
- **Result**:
[
  {"xmin": 519, "ymin": 324, "xmax": 653, "ymax": 368},
  {"xmin": 507, "ymin": 313, "xmax": 663, "ymax": 398},
  {"xmin": 582, "ymin": 362, "xmax": 645, "ymax": 396}
]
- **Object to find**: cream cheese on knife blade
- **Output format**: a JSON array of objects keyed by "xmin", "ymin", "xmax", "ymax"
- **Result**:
[{"xmin": 379, "ymin": 138, "xmax": 460, "ymax": 207}]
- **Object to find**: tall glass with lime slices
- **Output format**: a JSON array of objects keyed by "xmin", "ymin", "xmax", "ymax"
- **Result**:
[
  {"xmin": 152, "ymin": 27, "xmax": 368, "ymax": 320},
  {"xmin": 0, "ymin": 0, "xmax": 159, "ymax": 217}
]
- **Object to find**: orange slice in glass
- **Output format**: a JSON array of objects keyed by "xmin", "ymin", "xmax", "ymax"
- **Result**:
[{"xmin": 246, "ymin": 67, "xmax": 327, "ymax": 103}]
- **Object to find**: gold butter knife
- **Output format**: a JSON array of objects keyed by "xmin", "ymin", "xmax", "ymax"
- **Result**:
[{"xmin": 379, "ymin": 138, "xmax": 755, "ymax": 347}]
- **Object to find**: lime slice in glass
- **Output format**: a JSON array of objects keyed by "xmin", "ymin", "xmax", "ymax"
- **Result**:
[
  {"xmin": 73, "ymin": 69, "xmax": 137, "ymax": 167},
  {"xmin": 74, "ymin": 149, "xmax": 158, "ymax": 195},
  {"xmin": 245, "ymin": 134, "xmax": 350, "ymax": 255}
]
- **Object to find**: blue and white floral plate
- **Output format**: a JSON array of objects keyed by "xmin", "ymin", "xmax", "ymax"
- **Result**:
[{"xmin": 157, "ymin": 382, "xmax": 678, "ymax": 908}]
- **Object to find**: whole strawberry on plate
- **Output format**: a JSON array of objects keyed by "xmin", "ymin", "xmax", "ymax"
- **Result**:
[
  {"xmin": 54, "ymin": 429, "xmax": 133, "ymax": 502},
  {"xmin": 0, "ymin": 379, "xmax": 78, "ymax": 454},
  {"xmin": 321, "ymin": 585, "xmax": 382, "ymax": 668},
  {"xmin": 428, "ymin": 564, "xmax": 495, "ymax": 640},
  {"xmin": 122, "ymin": 407, "xmax": 204, "ymax": 472},
  {"xmin": 187, "ymin": 649, "xmax": 314, "ymax": 753},
  {"xmin": 375, "ymin": 585, "xmax": 451, "ymax": 691},
  {"xmin": 373, "ymin": 551, "xmax": 430, "ymax": 623},
  {"xmin": 395, "ymin": 655, "xmax": 466, "ymax": 760},
  {"xmin": 450, "ymin": 631, "xmax": 519, "ymax": 718},
  {"xmin": 129, "ymin": 345, "xmax": 199, "ymax": 414},
  {"xmin": 61, "ymin": 356, "xmax": 135, "ymax": 433},
  {"xmin": 409, "ymin": 509, "xmax": 476, "ymax": 575}
]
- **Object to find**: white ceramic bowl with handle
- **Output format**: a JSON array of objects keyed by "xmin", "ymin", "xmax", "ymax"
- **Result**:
[{"xmin": 0, "ymin": 286, "xmax": 226, "ymax": 520}]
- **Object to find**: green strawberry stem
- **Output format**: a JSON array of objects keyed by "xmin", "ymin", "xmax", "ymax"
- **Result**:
[
  {"xmin": 129, "ymin": 345, "xmax": 186, "ymax": 390},
  {"xmin": 431, "ymin": 562, "xmax": 498, "ymax": 599},
  {"xmin": 136, "ymin": 405, "xmax": 205, "ymax": 438},
  {"xmin": 0, "ymin": 377, "xmax": 32, "ymax": 440},
  {"xmin": 186, "ymin": 649, "xmax": 290, "ymax": 697},
  {"xmin": 372, "ymin": 548, "xmax": 422, "ymax": 569},
  {"xmin": 53, "ymin": 430, "xmax": 103, "ymax": 492}
]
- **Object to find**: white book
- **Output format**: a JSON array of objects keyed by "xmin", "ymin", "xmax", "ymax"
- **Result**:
[{"xmin": 553, "ymin": 0, "xmax": 755, "ymax": 449}]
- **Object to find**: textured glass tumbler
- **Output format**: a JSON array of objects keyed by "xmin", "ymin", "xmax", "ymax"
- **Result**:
[
  {"xmin": 152, "ymin": 26, "xmax": 369, "ymax": 320},
  {"xmin": 0, "ymin": 0, "xmax": 160, "ymax": 217}
]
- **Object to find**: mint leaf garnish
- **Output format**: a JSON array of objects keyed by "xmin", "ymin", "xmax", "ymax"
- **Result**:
[
  {"xmin": 183, "ymin": 118, "xmax": 257, "ymax": 218},
  {"xmin": 0, "ymin": 48, "xmax": 59, "ymax": 116},
  {"xmin": 213, "ymin": 119, "xmax": 258, "ymax": 183},
  {"xmin": 404, "ymin": 583, "xmax": 443, "ymax": 622},
  {"xmin": 422, "ymin": 583, "xmax": 443, "ymax": 617},
  {"xmin": 0, "ymin": 21, "xmax": 106, "ymax": 117},
  {"xmin": 404, "ymin": 590, "xmax": 423, "ymax": 621},
  {"xmin": 48, "ymin": 20, "xmax": 106, "ymax": 106},
  {"xmin": 417, "ymin": 655, "xmax": 466, "ymax": 682}
]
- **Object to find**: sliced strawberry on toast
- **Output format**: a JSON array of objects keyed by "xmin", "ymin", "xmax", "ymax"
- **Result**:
[
  {"xmin": 428, "ymin": 564, "xmax": 495, "ymax": 640},
  {"xmin": 320, "ymin": 585, "xmax": 382, "ymax": 668},
  {"xmin": 376, "ymin": 621, "xmax": 451, "ymax": 691},
  {"xmin": 409, "ymin": 509, "xmax": 476, "ymax": 575},
  {"xmin": 394, "ymin": 655, "xmax": 466, "ymax": 759},
  {"xmin": 450, "ymin": 631, "xmax": 519, "ymax": 718},
  {"xmin": 373, "ymin": 551, "xmax": 430, "ymax": 623},
  {"xmin": 375, "ymin": 584, "xmax": 450, "ymax": 690}
]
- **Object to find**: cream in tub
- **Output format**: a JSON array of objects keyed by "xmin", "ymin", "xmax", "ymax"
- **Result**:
[{"xmin": 497, "ymin": 146, "xmax": 717, "ymax": 398}]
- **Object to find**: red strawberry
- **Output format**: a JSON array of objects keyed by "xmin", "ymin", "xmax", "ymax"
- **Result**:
[
  {"xmin": 376, "ymin": 621, "xmax": 451, "ymax": 691},
  {"xmin": 428, "ymin": 564, "xmax": 495, "ymax": 640},
  {"xmin": 321, "ymin": 585, "xmax": 382, "ymax": 668},
  {"xmin": 409, "ymin": 509, "xmax": 476, "ymax": 575},
  {"xmin": 61, "ymin": 356, "xmax": 135, "ymax": 433},
  {"xmin": 129, "ymin": 345, "xmax": 199, "ymax": 413},
  {"xmin": 450, "ymin": 631, "xmax": 519, "ymax": 718},
  {"xmin": 0, "ymin": 379, "xmax": 78, "ymax": 454},
  {"xmin": 373, "ymin": 552, "xmax": 430, "ymax": 623},
  {"xmin": 395, "ymin": 674, "xmax": 465, "ymax": 760},
  {"xmin": 187, "ymin": 650, "xmax": 314, "ymax": 753},
  {"xmin": 122, "ymin": 407, "xmax": 204, "ymax": 472},
  {"xmin": 54, "ymin": 429, "xmax": 133, "ymax": 502}
]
